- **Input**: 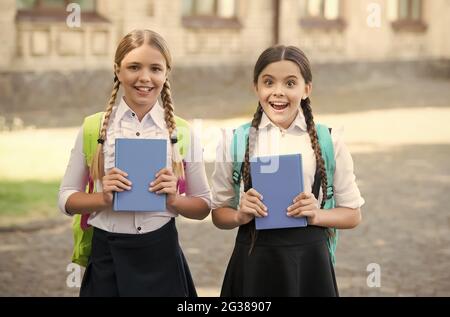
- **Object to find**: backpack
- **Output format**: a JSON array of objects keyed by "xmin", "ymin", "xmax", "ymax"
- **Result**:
[
  {"xmin": 229, "ymin": 122, "xmax": 339, "ymax": 264},
  {"xmin": 71, "ymin": 111, "xmax": 191, "ymax": 267}
]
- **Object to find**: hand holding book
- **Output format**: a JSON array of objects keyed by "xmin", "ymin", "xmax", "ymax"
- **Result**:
[
  {"xmin": 102, "ymin": 167, "xmax": 132, "ymax": 206},
  {"xmin": 235, "ymin": 188, "xmax": 267, "ymax": 226},
  {"xmin": 287, "ymin": 192, "xmax": 320, "ymax": 225},
  {"xmin": 149, "ymin": 167, "xmax": 178, "ymax": 212}
]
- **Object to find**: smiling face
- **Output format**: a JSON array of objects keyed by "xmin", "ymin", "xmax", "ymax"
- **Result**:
[
  {"xmin": 254, "ymin": 60, "xmax": 311, "ymax": 129},
  {"xmin": 115, "ymin": 44, "xmax": 167, "ymax": 111}
]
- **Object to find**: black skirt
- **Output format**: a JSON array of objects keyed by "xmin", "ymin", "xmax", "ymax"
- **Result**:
[
  {"xmin": 220, "ymin": 222, "xmax": 339, "ymax": 297},
  {"xmin": 80, "ymin": 218, "xmax": 197, "ymax": 297}
]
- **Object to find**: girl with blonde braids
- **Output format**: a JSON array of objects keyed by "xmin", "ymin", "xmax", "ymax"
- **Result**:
[
  {"xmin": 211, "ymin": 45, "xmax": 364, "ymax": 296},
  {"xmin": 58, "ymin": 29, "xmax": 211, "ymax": 296}
]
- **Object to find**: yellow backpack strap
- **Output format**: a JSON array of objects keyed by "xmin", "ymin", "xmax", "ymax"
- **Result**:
[
  {"xmin": 72, "ymin": 112, "xmax": 103, "ymax": 267},
  {"xmin": 174, "ymin": 116, "xmax": 191, "ymax": 159},
  {"xmin": 83, "ymin": 112, "xmax": 105, "ymax": 168}
]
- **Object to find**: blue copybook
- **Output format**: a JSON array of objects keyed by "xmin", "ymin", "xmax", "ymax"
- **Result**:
[
  {"xmin": 250, "ymin": 153, "xmax": 307, "ymax": 230},
  {"xmin": 113, "ymin": 138, "xmax": 167, "ymax": 212}
]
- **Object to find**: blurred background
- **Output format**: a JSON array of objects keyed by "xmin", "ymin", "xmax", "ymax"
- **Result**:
[{"xmin": 0, "ymin": 0, "xmax": 449, "ymax": 296}]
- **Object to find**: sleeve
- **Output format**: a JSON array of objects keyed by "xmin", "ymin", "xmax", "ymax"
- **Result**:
[
  {"xmin": 331, "ymin": 127, "xmax": 365, "ymax": 209},
  {"xmin": 58, "ymin": 126, "xmax": 89, "ymax": 216},
  {"xmin": 211, "ymin": 128, "xmax": 237, "ymax": 210},
  {"xmin": 183, "ymin": 126, "xmax": 212, "ymax": 208}
]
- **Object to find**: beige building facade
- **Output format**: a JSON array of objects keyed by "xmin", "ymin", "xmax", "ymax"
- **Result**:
[{"xmin": 0, "ymin": 0, "xmax": 449, "ymax": 71}]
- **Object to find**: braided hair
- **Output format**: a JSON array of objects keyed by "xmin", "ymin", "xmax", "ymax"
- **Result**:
[
  {"xmin": 90, "ymin": 29, "xmax": 184, "ymax": 181},
  {"xmin": 243, "ymin": 45, "xmax": 330, "ymax": 251}
]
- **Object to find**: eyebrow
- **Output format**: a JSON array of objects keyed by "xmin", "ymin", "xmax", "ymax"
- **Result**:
[
  {"xmin": 261, "ymin": 74, "xmax": 299, "ymax": 80},
  {"xmin": 126, "ymin": 62, "xmax": 164, "ymax": 67}
]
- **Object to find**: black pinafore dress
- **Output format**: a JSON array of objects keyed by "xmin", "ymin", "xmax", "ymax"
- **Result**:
[
  {"xmin": 80, "ymin": 218, "xmax": 197, "ymax": 297},
  {"xmin": 220, "ymin": 170, "xmax": 339, "ymax": 297}
]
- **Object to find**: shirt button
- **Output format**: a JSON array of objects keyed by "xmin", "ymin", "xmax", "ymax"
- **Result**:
[
  {"xmin": 136, "ymin": 132, "xmax": 140, "ymax": 137},
  {"xmin": 137, "ymin": 226, "xmax": 142, "ymax": 231}
]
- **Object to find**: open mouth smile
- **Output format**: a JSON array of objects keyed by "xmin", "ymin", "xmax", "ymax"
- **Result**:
[
  {"xmin": 134, "ymin": 86, "xmax": 154, "ymax": 95},
  {"xmin": 269, "ymin": 101, "xmax": 289, "ymax": 111}
]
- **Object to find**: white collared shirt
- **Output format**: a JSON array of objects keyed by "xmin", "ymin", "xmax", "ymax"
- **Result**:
[
  {"xmin": 211, "ymin": 110, "xmax": 365, "ymax": 210},
  {"xmin": 58, "ymin": 97, "xmax": 211, "ymax": 234}
]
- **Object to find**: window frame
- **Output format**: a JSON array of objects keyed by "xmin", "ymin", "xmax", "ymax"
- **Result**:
[
  {"xmin": 391, "ymin": 0, "xmax": 427, "ymax": 33},
  {"xmin": 16, "ymin": 0, "xmax": 108, "ymax": 23},
  {"xmin": 181, "ymin": 0, "xmax": 241, "ymax": 29},
  {"xmin": 299, "ymin": 0, "xmax": 346, "ymax": 32}
]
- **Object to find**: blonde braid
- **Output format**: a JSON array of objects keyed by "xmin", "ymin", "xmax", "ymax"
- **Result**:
[
  {"xmin": 161, "ymin": 79, "xmax": 185, "ymax": 180},
  {"xmin": 91, "ymin": 78, "xmax": 120, "ymax": 180}
]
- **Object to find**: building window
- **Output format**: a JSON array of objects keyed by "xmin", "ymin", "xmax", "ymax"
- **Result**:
[
  {"xmin": 17, "ymin": 0, "xmax": 95, "ymax": 11},
  {"xmin": 16, "ymin": 0, "xmax": 106, "ymax": 22},
  {"xmin": 300, "ymin": 0, "xmax": 345, "ymax": 31},
  {"xmin": 305, "ymin": 0, "xmax": 339, "ymax": 20},
  {"xmin": 391, "ymin": 0, "xmax": 427, "ymax": 32},
  {"xmin": 398, "ymin": 0, "xmax": 422, "ymax": 20},
  {"xmin": 182, "ymin": 0, "xmax": 236, "ymax": 18},
  {"xmin": 182, "ymin": 0, "xmax": 240, "ymax": 29}
]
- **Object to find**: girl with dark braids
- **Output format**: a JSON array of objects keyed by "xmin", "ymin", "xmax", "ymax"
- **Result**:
[
  {"xmin": 211, "ymin": 45, "xmax": 364, "ymax": 296},
  {"xmin": 58, "ymin": 30, "xmax": 211, "ymax": 296}
]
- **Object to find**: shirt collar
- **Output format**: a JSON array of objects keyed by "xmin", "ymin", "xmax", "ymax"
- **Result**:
[
  {"xmin": 115, "ymin": 97, "xmax": 166, "ymax": 130},
  {"xmin": 258, "ymin": 107, "xmax": 307, "ymax": 132}
]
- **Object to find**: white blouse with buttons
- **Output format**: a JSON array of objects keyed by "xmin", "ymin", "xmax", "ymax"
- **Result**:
[
  {"xmin": 211, "ymin": 110, "xmax": 365, "ymax": 210},
  {"xmin": 59, "ymin": 97, "xmax": 211, "ymax": 234}
]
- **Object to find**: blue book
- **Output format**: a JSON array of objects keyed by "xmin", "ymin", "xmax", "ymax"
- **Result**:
[
  {"xmin": 113, "ymin": 138, "xmax": 167, "ymax": 212},
  {"xmin": 250, "ymin": 153, "xmax": 307, "ymax": 230}
]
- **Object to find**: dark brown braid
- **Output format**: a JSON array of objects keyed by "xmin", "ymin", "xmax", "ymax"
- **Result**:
[
  {"xmin": 242, "ymin": 103, "xmax": 263, "ymax": 254},
  {"xmin": 301, "ymin": 97, "xmax": 334, "ymax": 238},
  {"xmin": 300, "ymin": 98, "xmax": 328, "ymax": 208},
  {"xmin": 242, "ymin": 104, "xmax": 263, "ymax": 191}
]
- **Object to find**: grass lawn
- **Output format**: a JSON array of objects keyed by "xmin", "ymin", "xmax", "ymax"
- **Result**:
[{"xmin": 0, "ymin": 180, "xmax": 61, "ymax": 227}]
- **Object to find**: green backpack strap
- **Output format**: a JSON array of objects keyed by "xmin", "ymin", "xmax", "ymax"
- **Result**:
[
  {"xmin": 315, "ymin": 124, "xmax": 336, "ymax": 208},
  {"xmin": 315, "ymin": 123, "xmax": 338, "ymax": 265},
  {"xmin": 72, "ymin": 112, "xmax": 104, "ymax": 267},
  {"xmin": 83, "ymin": 112, "xmax": 105, "ymax": 168},
  {"xmin": 230, "ymin": 122, "xmax": 252, "ymax": 209}
]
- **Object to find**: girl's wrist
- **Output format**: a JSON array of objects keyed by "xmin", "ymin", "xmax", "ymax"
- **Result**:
[
  {"xmin": 99, "ymin": 192, "xmax": 112, "ymax": 208},
  {"xmin": 166, "ymin": 194, "xmax": 179, "ymax": 213},
  {"xmin": 233, "ymin": 211, "xmax": 245, "ymax": 227},
  {"xmin": 312, "ymin": 209, "xmax": 326, "ymax": 227}
]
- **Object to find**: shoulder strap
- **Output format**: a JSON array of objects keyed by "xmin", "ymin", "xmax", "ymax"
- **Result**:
[
  {"xmin": 82, "ymin": 113, "xmax": 190, "ymax": 165},
  {"xmin": 73, "ymin": 112, "xmax": 104, "ymax": 268},
  {"xmin": 230, "ymin": 122, "xmax": 252, "ymax": 209},
  {"xmin": 315, "ymin": 123, "xmax": 338, "ymax": 265},
  {"xmin": 315, "ymin": 123, "xmax": 336, "ymax": 208},
  {"xmin": 174, "ymin": 116, "xmax": 191, "ymax": 159},
  {"xmin": 83, "ymin": 112, "xmax": 105, "ymax": 168}
]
